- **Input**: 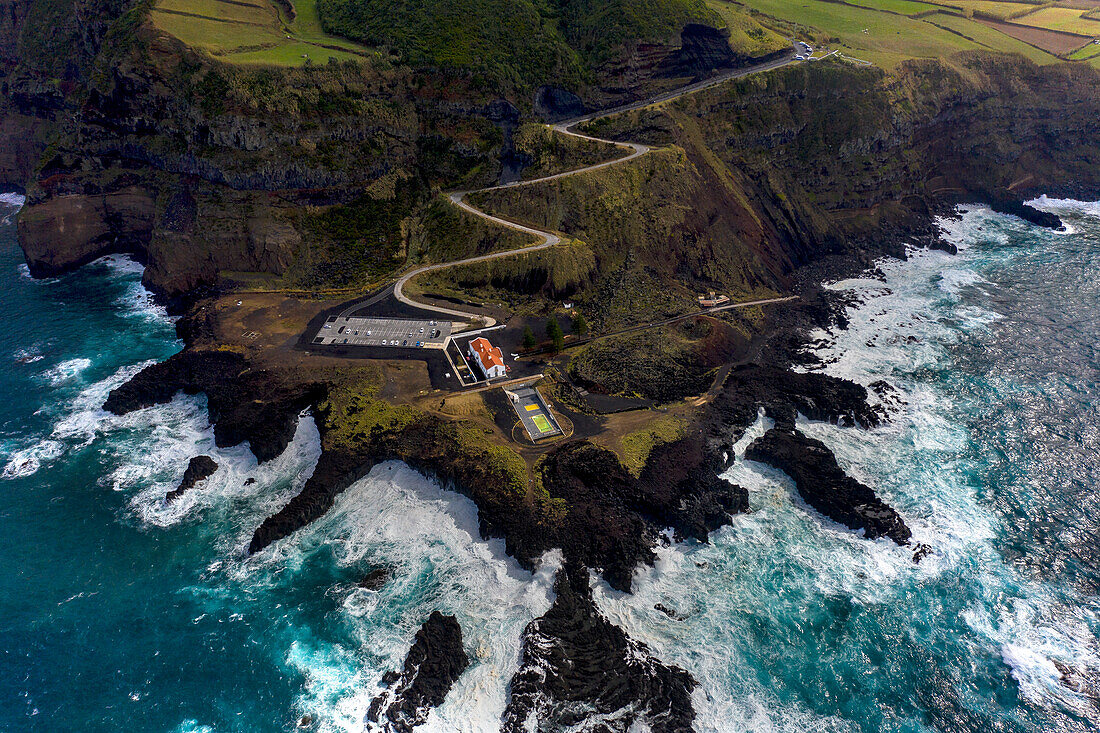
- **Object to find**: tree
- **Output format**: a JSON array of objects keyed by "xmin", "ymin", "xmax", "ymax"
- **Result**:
[
  {"xmin": 522, "ymin": 326, "xmax": 536, "ymax": 350},
  {"xmin": 546, "ymin": 318, "xmax": 565, "ymax": 353},
  {"xmin": 570, "ymin": 312, "xmax": 588, "ymax": 336}
]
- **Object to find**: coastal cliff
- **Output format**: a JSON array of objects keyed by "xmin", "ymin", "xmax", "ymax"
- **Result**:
[{"xmin": 5, "ymin": 0, "xmax": 1100, "ymax": 726}]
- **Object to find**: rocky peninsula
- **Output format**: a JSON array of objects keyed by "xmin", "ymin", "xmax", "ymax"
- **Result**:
[{"xmin": 4, "ymin": 0, "xmax": 1100, "ymax": 726}]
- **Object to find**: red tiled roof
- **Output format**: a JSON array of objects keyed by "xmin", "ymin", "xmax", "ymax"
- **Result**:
[{"xmin": 470, "ymin": 337, "xmax": 505, "ymax": 370}]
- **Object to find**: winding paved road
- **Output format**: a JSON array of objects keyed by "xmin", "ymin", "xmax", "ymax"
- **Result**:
[{"xmin": 382, "ymin": 51, "xmax": 799, "ymax": 326}]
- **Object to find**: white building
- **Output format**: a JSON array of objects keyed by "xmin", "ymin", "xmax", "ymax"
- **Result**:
[{"xmin": 468, "ymin": 337, "xmax": 506, "ymax": 380}]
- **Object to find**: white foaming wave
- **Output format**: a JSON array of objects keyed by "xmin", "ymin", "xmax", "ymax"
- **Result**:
[
  {"xmin": 0, "ymin": 192, "xmax": 26, "ymax": 208},
  {"xmin": 50, "ymin": 361, "xmax": 154, "ymax": 446},
  {"xmin": 12, "ymin": 345, "xmax": 44, "ymax": 364},
  {"xmin": 2, "ymin": 361, "xmax": 153, "ymax": 480},
  {"xmin": 592, "ymin": 526, "xmax": 857, "ymax": 733},
  {"xmin": 117, "ymin": 280, "xmax": 173, "ymax": 324},
  {"xmin": 38, "ymin": 357, "xmax": 92, "ymax": 386},
  {"xmin": 97, "ymin": 253, "xmax": 145, "ymax": 277},
  {"xmin": 252, "ymin": 463, "xmax": 560, "ymax": 733},
  {"xmin": 171, "ymin": 720, "xmax": 215, "ymax": 733},
  {"xmin": 1, "ymin": 440, "xmax": 65, "ymax": 480},
  {"xmin": 588, "ymin": 414, "xmax": 910, "ymax": 732},
  {"xmin": 1028, "ymin": 195, "xmax": 1100, "ymax": 221},
  {"xmin": 126, "ymin": 413, "xmax": 322, "ymax": 534},
  {"xmin": 803, "ymin": 204, "xmax": 1100, "ymax": 721},
  {"xmin": 94, "ymin": 254, "xmax": 175, "ymax": 326},
  {"xmin": 973, "ymin": 592, "xmax": 1100, "ymax": 724}
]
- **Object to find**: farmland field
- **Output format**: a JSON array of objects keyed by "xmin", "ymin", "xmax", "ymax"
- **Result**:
[
  {"xmin": 1057, "ymin": 0, "xmax": 1100, "ymax": 9},
  {"xmin": 976, "ymin": 15, "xmax": 1093, "ymax": 51},
  {"xmin": 841, "ymin": 0, "xmax": 942, "ymax": 17},
  {"xmin": 1013, "ymin": 6, "xmax": 1100, "ymax": 34},
  {"xmin": 925, "ymin": 0, "xmax": 1041, "ymax": 19},
  {"xmin": 150, "ymin": 0, "xmax": 374, "ymax": 65},
  {"xmin": 733, "ymin": 0, "xmax": 981, "ymax": 65},
  {"xmin": 926, "ymin": 12, "xmax": 1061, "ymax": 61},
  {"xmin": 1068, "ymin": 39, "xmax": 1100, "ymax": 56}
]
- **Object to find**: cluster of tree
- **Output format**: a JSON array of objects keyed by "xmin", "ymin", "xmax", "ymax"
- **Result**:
[{"xmin": 521, "ymin": 312, "xmax": 588, "ymax": 353}]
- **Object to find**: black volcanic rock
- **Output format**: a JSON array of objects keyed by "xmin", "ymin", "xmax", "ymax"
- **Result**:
[
  {"xmin": 534, "ymin": 86, "xmax": 585, "ymax": 121},
  {"xmin": 367, "ymin": 611, "xmax": 469, "ymax": 732},
  {"xmin": 358, "ymin": 567, "xmax": 390, "ymax": 590},
  {"xmin": 502, "ymin": 561, "xmax": 696, "ymax": 733},
  {"xmin": 669, "ymin": 24, "xmax": 736, "ymax": 76},
  {"xmin": 104, "ymin": 350, "xmax": 324, "ymax": 462},
  {"xmin": 984, "ymin": 191, "xmax": 1064, "ymax": 230},
  {"xmin": 165, "ymin": 455, "xmax": 218, "ymax": 504},
  {"xmin": 746, "ymin": 427, "xmax": 912, "ymax": 544}
]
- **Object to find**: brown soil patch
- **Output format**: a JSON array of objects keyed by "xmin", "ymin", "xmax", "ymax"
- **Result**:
[{"xmin": 977, "ymin": 18, "xmax": 1090, "ymax": 54}]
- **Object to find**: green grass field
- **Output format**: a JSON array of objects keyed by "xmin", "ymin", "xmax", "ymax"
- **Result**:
[
  {"xmin": 706, "ymin": 0, "xmax": 797, "ymax": 54},
  {"xmin": 150, "ymin": 0, "xmax": 374, "ymax": 65},
  {"xmin": 843, "ymin": 0, "xmax": 943, "ymax": 17},
  {"xmin": 732, "ymin": 0, "xmax": 980, "ymax": 65},
  {"xmin": 926, "ymin": 0, "xmax": 1039, "ymax": 19},
  {"xmin": 1014, "ymin": 6, "xmax": 1100, "ymax": 34},
  {"xmin": 532, "ymin": 414, "xmax": 553, "ymax": 433}
]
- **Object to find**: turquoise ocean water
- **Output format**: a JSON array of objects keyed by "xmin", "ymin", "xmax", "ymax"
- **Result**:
[{"xmin": 2, "ymin": 195, "xmax": 1099, "ymax": 732}]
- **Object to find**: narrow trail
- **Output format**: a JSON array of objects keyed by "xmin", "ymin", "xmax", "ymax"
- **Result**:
[{"xmin": 387, "ymin": 52, "xmax": 799, "ymax": 327}]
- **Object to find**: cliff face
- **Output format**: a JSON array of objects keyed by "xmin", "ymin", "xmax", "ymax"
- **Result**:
[{"xmin": 586, "ymin": 54, "xmax": 1100, "ymax": 260}]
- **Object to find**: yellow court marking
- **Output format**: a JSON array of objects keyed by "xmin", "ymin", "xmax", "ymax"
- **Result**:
[{"xmin": 525, "ymin": 404, "xmax": 540, "ymax": 411}]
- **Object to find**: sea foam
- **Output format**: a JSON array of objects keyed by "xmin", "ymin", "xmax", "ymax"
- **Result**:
[{"xmin": 246, "ymin": 463, "xmax": 560, "ymax": 733}]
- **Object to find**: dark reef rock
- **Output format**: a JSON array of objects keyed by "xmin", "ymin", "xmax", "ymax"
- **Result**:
[
  {"xmin": 104, "ymin": 350, "xmax": 324, "ymax": 462},
  {"xmin": 358, "ymin": 567, "xmax": 391, "ymax": 590},
  {"xmin": 165, "ymin": 455, "xmax": 218, "ymax": 504},
  {"xmin": 367, "ymin": 611, "xmax": 469, "ymax": 732},
  {"xmin": 715, "ymin": 364, "xmax": 884, "ymax": 437},
  {"xmin": 502, "ymin": 561, "xmax": 696, "ymax": 733},
  {"xmin": 984, "ymin": 191, "xmax": 1064, "ymax": 230},
  {"xmin": 746, "ymin": 427, "xmax": 911, "ymax": 544},
  {"xmin": 251, "ymin": 433, "xmax": 748, "ymax": 593}
]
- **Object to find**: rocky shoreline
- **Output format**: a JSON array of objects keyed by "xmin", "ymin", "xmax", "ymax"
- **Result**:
[{"xmin": 95, "ymin": 242, "xmax": 935, "ymax": 728}]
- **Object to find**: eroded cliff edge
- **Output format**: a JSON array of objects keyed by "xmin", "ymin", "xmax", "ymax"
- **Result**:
[{"xmin": 5, "ymin": 3, "xmax": 1100, "ymax": 725}]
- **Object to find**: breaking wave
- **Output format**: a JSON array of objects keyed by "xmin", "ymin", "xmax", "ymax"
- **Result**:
[{"xmin": 593, "ymin": 203, "xmax": 1100, "ymax": 732}]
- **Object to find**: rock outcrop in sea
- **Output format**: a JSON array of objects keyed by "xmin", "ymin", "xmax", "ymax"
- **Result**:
[
  {"xmin": 367, "ymin": 611, "xmax": 469, "ymax": 732},
  {"xmin": 502, "ymin": 561, "xmax": 696, "ymax": 733},
  {"xmin": 164, "ymin": 455, "xmax": 218, "ymax": 504},
  {"xmin": 746, "ymin": 427, "xmax": 912, "ymax": 544}
]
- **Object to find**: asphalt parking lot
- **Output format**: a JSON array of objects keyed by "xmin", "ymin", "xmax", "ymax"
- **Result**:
[{"xmin": 313, "ymin": 316, "xmax": 451, "ymax": 349}]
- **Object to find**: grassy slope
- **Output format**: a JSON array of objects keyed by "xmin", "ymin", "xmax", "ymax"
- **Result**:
[
  {"xmin": 705, "ymin": 0, "xmax": 794, "ymax": 55},
  {"xmin": 149, "ymin": 0, "xmax": 375, "ymax": 65},
  {"xmin": 844, "ymin": 0, "xmax": 943, "ymax": 16}
]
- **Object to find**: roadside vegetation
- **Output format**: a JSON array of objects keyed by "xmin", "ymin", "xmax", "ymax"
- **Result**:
[
  {"xmin": 514, "ymin": 124, "xmax": 629, "ymax": 182},
  {"xmin": 569, "ymin": 318, "xmax": 743, "ymax": 403}
]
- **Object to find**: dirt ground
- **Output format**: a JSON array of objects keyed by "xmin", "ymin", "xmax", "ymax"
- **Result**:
[
  {"xmin": 976, "ymin": 18, "xmax": 1089, "ymax": 55},
  {"xmin": 201, "ymin": 291, "xmax": 712, "ymax": 470}
]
